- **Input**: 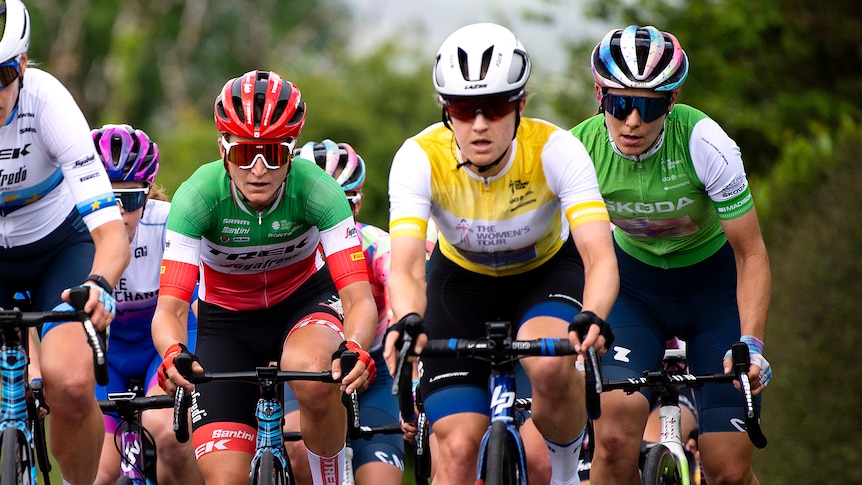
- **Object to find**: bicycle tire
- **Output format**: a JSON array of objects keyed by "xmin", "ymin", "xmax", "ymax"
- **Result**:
[
  {"xmin": 1, "ymin": 427, "xmax": 32, "ymax": 485},
  {"xmin": 483, "ymin": 421, "xmax": 524, "ymax": 485},
  {"xmin": 641, "ymin": 444, "xmax": 683, "ymax": 485},
  {"xmin": 251, "ymin": 450, "xmax": 290, "ymax": 485}
]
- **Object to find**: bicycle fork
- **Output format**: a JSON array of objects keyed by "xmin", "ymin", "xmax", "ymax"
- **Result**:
[
  {"xmin": 656, "ymin": 404, "xmax": 692, "ymax": 485},
  {"xmin": 0, "ymin": 345, "xmax": 38, "ymax": 484}
]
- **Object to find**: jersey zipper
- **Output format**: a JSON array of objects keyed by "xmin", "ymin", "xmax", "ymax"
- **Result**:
[{"xmin": 256, "ymin": 211, "xmax": 269, "ymax": 307}]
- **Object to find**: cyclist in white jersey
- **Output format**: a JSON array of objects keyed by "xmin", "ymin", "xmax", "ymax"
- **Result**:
[
  {"xmin": 384, "ymin": 23, "xmax": 619, "ymax": 485},
  {"xmin": 570, "ymin": 25, "xmax": 771, "ymax": 485},
  {"xmin": 90, "ymin": 124, "xmax": 203, "ymax": 485},
  {"xmin": 0, "ymin": 2, "xmax": 130, "ymax": 484}
]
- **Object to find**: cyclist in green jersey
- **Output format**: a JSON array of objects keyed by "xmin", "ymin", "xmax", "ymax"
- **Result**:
[
  {"xmin": 570, "ymin": 25, "xmax": 771, "ymax": 485},
  {"xmin": 152, "ymin": 70, "xmax": 378, "ymax": 485}
]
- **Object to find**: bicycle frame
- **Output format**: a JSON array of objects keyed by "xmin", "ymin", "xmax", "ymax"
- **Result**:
[
  {"xmin": 601, "ymin": 344, "xmax": 767, "ymax": 485},
  {"xmin": 100, "ymin": 390, "xmax": 174, "ymax": 485},
  {"xmin": 173, "ymin": 358, "xmax": 358, "ymax": 485},
  {"xmin": 394, "ymin": 320, "xmax": 580, "ymax": 485},
  {"xmin": 0, "ymin": 333, "xmax": 39, "ymax": 484},
  {"xmin": 0, "ymin": 286, "xmax": 104, "ymax": 485}
]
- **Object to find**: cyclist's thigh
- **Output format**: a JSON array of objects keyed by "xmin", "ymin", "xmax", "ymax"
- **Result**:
[
  {"xmin": 0, "ymin": 211, "xmax": 92, "ymax": 317},
  {"xmin": 351, "ymin": 350, "xmax": 404, "ymax": 471}
]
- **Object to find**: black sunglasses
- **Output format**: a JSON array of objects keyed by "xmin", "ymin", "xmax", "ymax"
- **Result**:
[
  {"xmin": 601, "ymin": 93, "xmax": 671, "ymax": 123},
  {"xmin": 114, "ymin": 188, "xmax": 149, "ymax": 212}
]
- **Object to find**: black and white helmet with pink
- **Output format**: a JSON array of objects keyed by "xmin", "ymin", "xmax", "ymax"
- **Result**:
[{"xmin": 591, "ymin": 25, "xmax": 688, "ymax": 92}]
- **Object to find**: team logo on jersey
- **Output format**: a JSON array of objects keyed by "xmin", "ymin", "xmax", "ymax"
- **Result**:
[
  {"xmin": 0, "ymin": 144, "xmax": 31, "ymax": 161},
  {"xmin": 0, "ymin": 166, "xmax": 26, "ymax": 186}
]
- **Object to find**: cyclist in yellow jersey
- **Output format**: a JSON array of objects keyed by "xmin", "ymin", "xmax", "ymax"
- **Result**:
[{"xmin": 384, "ymin": 23, "xmax": 619, "ymax": 485}]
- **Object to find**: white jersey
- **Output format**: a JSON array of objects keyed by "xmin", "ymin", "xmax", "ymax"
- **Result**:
[
  {"xmin": 110, "ymin": 199, "xmax": 169, "ymax": 342},
  {"xmin": 0, "ymin": 69, "xmax": 120, "ymax": 248}
]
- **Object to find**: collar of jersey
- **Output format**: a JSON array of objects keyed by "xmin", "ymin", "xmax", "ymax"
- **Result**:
[
  {"xmin": 608, "ymin": 126, "xmax": 666, "ymax": 163},
  {"xmin": 229, "ymin": 180, "xmax": 285, "ymax": 218}
]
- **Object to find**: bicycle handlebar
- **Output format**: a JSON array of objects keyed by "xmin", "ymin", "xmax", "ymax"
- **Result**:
[
  {"xmin": 99, "ymin": 395, "xmax": 174, "ymax": 414},
  {"xmin": 172, "ymin": 351, "xmax": 360, "ymax": 443},
  {"xmin": 600, "ymin": 341, "xmax": 767, "ymax": 448},
  {"xmin": 0, "ymin": 285, "xmax": 108, "ymax": 386}
]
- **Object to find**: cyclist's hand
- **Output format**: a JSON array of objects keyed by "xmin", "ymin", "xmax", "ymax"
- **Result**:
[
  {"xmin": 383, "ymin": 313, "xmax": 427, "ymax": 375},
  {"xmin": 62, "ymin": 284, "xmax": 116, "ymax": 332},
  {"xmin": 723, "ymin": 335, "xmax": 771, "ymax": 395},
  {"xmin": 568, "ymin": 310, "xmax": 614, "ymax": 356},
  {"xmin": 158, "ymin": 343, "xmax": 202, "ymax": 397},
  {"xmin": 332, "ymin": 340, "xmax": 375, "ymax": 394}
]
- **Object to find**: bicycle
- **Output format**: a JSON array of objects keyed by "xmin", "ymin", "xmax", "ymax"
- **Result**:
[
  {"xmin": 173, "ymin": 352, "xmax": 361, "ymax": 485},
  {"xmin": 0, "ymin": 286, "xmax": 108, "ymax": 485},
  {"xmin": 598, "ymin": 342, "xmax": 767, "ymax": 485},
  {"xmin": 98, "ymin": 378, "xmax": 175, "ymax": 485},
  {"xmin": 392, "ymin": 318, "xmax": 592, "ymax": 485}
]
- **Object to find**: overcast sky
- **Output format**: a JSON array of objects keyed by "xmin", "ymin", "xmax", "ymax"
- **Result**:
[{"xmin": 345, "ymin": 0, "xmax": 614, "ymax": 74}]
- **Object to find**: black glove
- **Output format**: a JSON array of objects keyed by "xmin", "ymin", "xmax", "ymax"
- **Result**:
[
  {"xmin": 385, "ymin": 312, "xmax": 426, "ymax": 354},
  {"xmin": 569, "ymin": 311, "xmax": 615, "ymax": 350}
]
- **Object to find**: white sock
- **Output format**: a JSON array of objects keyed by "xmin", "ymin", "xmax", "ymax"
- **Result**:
[
  {"xmin": 545, "ymin": 427, "xmax": 585, "ymax": 485},
  {"xmin": 307, "ymin": 445, "xmax": 346, "ymax": 485}
]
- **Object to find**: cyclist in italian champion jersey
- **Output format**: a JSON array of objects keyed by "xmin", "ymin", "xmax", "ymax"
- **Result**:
[
  {"xmin": 0, "ymin": 1, "xmax": 130, "ymax": 483},
  {"xmin": 570, "ymin": 25, "xmax": 771, "ymax": 485},
  {"xmin": 90, "ymin": 124, "xmax": 203, "ymax": 485},
  {"xmin": 383, "ymin": 23, "xmax": 619, "ymax": 485},
  {"xmin": 283, "ymin": 140, "xmax": 403, "ymax": 485},
  {"xmin": 152, "ymin": 70, "xmax": 378, "ymax": 485}
]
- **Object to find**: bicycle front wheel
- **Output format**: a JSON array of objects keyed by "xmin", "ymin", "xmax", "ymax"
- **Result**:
[
  {"xmin": 642, "ymin": 444, "xmax": 683, "ymax": 485},
  {"xmin": 0, "ymin": 427, "xmax": 33, "ymax": 485},
  {"xmin": 251, "ymin": 450, "xmax": 290, "ymax": 485},
  {"xmin": 483, "ymin": 421, "xmax": 525, "ymax": 485}
]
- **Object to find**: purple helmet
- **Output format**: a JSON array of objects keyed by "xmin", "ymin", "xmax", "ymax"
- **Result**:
[{"xmin": 92, "ymin": 124, "xmax": 160, "ymax": 185}]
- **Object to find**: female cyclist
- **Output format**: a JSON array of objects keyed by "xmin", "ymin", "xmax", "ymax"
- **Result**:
[
  {"xmin": 152, "ymin": 70, "xmax": 378, "ymax": 485},
  {"xmin": 91, "ymin": 124, "xmax": 203, "ymax": 485},
  {"xmin": 283, "ymin": 140, "xmax": 403, "ymax": 485},
  {"xmin": 570, "ymin": 25, "xmax": 771, "ymax": 485},
  {"xmin": 384, "ymin": 23, "xmax": 619, "ymax": 485},
  {"xmin": 0, "ymin": 1, "xmax": 130, "ymax": 483}
]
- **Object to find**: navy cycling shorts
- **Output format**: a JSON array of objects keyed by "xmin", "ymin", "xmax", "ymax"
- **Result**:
[{"xmin": 601, "ymin": 241, "xmax": 761, "ymax": 434}]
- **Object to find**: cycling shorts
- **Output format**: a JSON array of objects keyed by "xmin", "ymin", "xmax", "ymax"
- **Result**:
[
  {"xmin": 0, "ymin": 209, "xmax": 94, "ymax": 335},
  {"xmin": 188, "ymin": 269, "xmax": 343, "ymax": 454},
  {"xmin": 601, "ymin": 241, "xmax": 761, "ymax": 434},
  {"xmin": 419, "ymin": 237, "xmax": 584, "ymax": 425}
]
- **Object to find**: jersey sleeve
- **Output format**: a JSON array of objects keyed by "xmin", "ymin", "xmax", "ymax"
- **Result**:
[
  {"xmin": 542, "ymin": 130, "xmax": 610, "ymax": 228},
  {"xmin": 159, "ymin": 182, "xmax": 211, "ymax": 302},
  {"xmin": 388, "ymin": 139, "xmax": 433, "ymax": 240},
  {"xmin": 40, "ymin": 76, "xmax": 120, "ymax": 229},
  {"xmin": 302, "ymin": 173, "xmax": 369, "ymax": 290},
  {"xmin": 689, "ymin": 118, "xmax": 754, "ymax": 220}
]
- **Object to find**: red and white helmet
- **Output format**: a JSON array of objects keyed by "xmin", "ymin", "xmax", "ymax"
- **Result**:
[{"xmin": 214, "ymin": 70, "xmax": 306, "ymax": 139}]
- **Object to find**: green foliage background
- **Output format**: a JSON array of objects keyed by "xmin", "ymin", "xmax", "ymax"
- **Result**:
[{"xmin": 21, "ymin": 0, "xmax": 862, "ymax": 482}]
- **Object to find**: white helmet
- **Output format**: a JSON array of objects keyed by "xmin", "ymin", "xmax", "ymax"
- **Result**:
[
  {"xmin": 0, "ymin": 0, "xmax": 30, "ymax": 63},
  {"xmin": 433, "ymin": 23, "xmax": 531, "ymax": 99}
]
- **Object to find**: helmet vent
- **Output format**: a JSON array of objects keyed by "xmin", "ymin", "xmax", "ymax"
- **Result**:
[
  {"xmin": 508, "ymin": 50, "xmax": 527, "ymax": 84},
  {"xmin": 456, "ymin": 46, "xmax": 494, "ymax": 81}
]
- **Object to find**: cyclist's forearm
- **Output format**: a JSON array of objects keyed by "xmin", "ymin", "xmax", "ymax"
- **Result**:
[
  {"xmin": 152, "ymin": 295, "xmax": 191, "ymax": 356},
  {"xmin": 88, "ymin": 220, "xmax": 131, "ymax": 286},
  {"xmin": 387, "ymin": 270, "xmax": 427, "ymax": 321},
  {"xmin": 736, "ymin": 254, "xmax": 771, "ymax": 340},
  {"xmin": 340, "ymin": 281, "xmax": 378, "ymax": 349},
  {"xmin": 581, "ymin": 257, "xmax": 619, "ymax": 319}
]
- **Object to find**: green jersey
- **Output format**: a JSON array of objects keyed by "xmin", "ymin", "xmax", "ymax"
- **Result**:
[{"xmin": 571, "ymin": 104, "xmax": 754, "ymax": 268}]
